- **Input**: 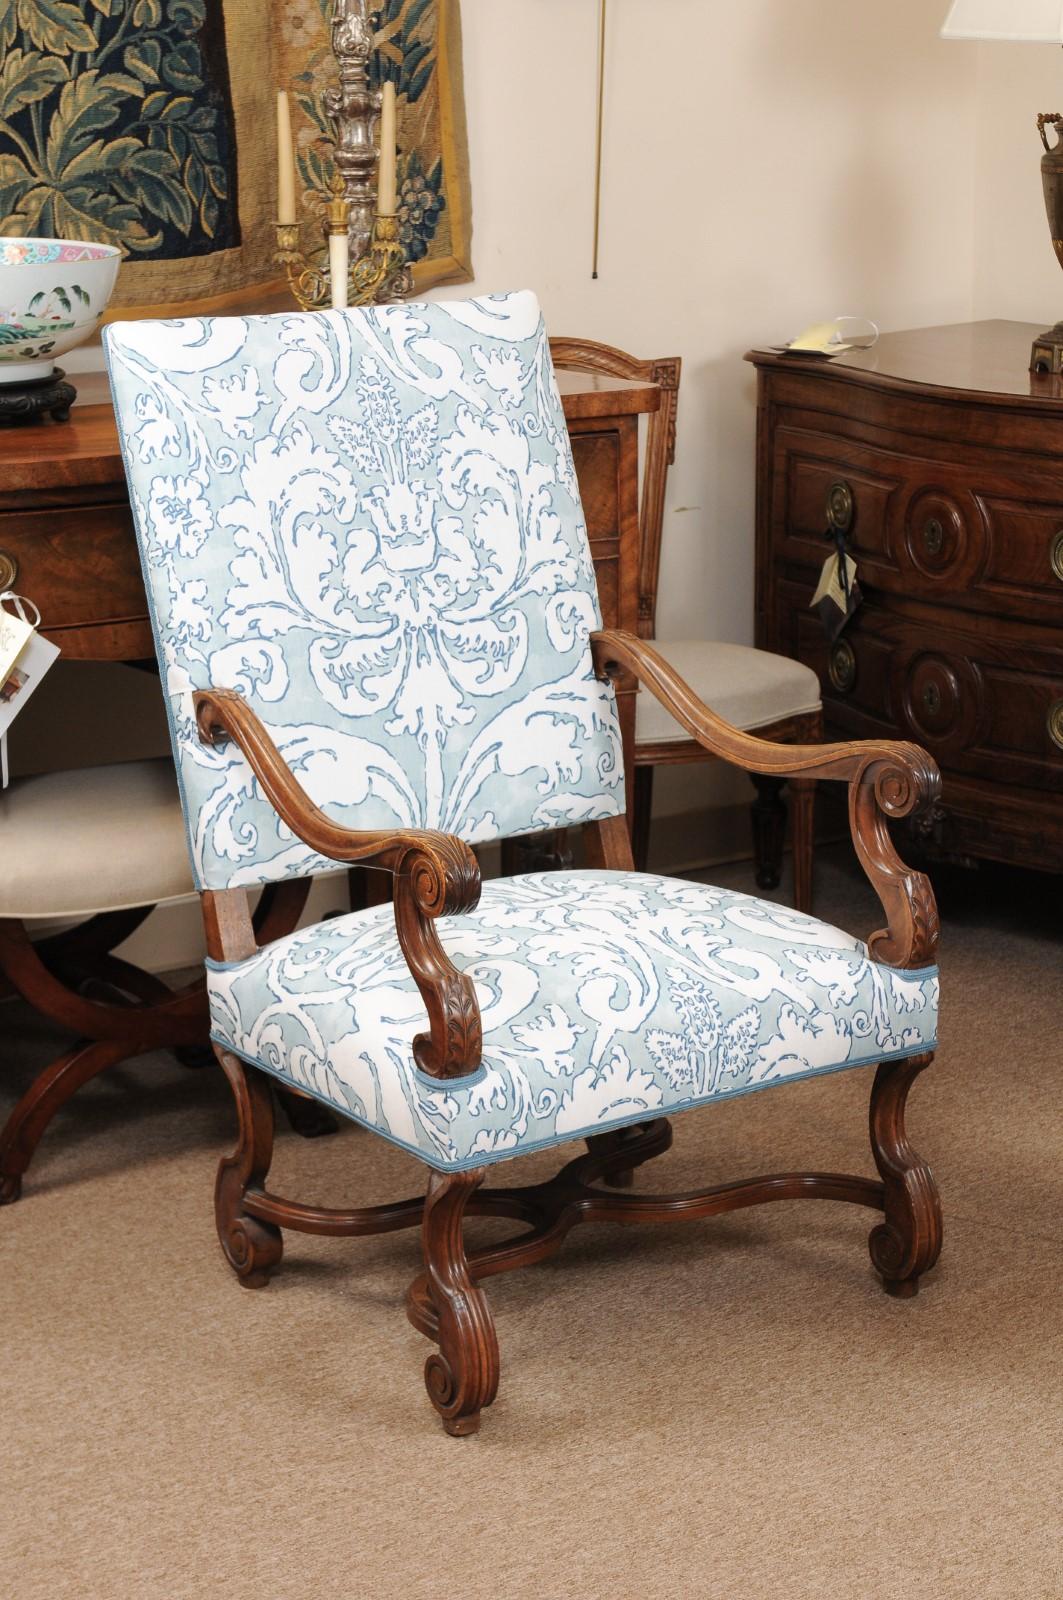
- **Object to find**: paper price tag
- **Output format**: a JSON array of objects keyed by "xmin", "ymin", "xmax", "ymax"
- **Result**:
[
  {"xmin": 810, "ymin": 552, "xmax": 862, "ymax": 641},
  {"xmin": 0, "ymin": 591, "xmax": 59, "ymax": 788},
  {"xmin": 0, "ymin": 593, "xmax": 37, "ymax": 682}
]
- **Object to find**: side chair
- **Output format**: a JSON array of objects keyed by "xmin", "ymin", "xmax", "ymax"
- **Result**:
[
  {"xmin": 0, "ymin": 682, "xmax": 335, "ymax": 1204},
  {"xmin": 549, "ymin": 338, "xmax": 824, "ymax": 908},
  {"xmin": 105, "ymin": 293, "xmax": 943, "ymax": 1436},
  {"xmin": 0, "ymin": 754, "xmax": 207, "ymax": 1203}
]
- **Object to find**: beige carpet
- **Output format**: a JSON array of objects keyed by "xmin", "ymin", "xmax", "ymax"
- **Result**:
[{"xmin": 2, "ymin": 848, "xmax": 1061, "ymax": 1600}]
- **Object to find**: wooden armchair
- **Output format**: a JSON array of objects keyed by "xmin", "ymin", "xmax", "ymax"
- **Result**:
[
  {"xmin": 105, "ymin": 293, "xmax": 942, "ymax": 1437},
  {"xmin": 549, "ymin": 338, "xmax": 823, "ymax": 908}
]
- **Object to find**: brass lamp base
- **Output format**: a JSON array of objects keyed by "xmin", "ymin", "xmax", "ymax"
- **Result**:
[{"xmin": 1030, "ymin": 323, "xmax": 1063, "ymax": 375}]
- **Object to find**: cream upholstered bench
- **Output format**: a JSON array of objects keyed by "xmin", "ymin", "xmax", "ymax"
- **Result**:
[
  {"xmin": 0, "ymin": 756, "xmax": 206, "ymax": 1202},
  {"xmin": 0, "ymin": 754, "xmax": 336, "ymax": 1200}
]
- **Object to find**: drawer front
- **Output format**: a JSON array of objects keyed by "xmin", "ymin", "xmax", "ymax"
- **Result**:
[
  {"xmin": 0, "ymin": 502, "xmax": 152, "ymax": 659},
  {"xmin": 775, "ymin": 582, "xmax": 1063, "ymax": 794},
  {"xmin": 776, "ymin": 425, "xmax": 1063, "ymax": 624}
]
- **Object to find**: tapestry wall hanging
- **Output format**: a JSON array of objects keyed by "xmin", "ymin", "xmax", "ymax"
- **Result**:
[{"xmin": 0, "ymin": 0, "xmax": 471, "ymax": 315}]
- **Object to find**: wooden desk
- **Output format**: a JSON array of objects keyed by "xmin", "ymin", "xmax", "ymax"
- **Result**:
[
  {"xmin": 0, "ymin": 365, "xmax": 659, "ymax": 804},
  {"xmin": 748, "ymin": 319, "xmax": 1063, "ymax": 873}
]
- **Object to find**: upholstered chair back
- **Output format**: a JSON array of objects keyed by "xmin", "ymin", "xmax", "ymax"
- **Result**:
[{"xmin": 105, "ymin": 293, "xmax": 624, "ymax": 892}]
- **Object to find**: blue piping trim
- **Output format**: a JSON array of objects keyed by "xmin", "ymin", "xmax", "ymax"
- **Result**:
[{"xmin": 210, "ymin": 1031, "xmax": 938, "ymax": 1175}]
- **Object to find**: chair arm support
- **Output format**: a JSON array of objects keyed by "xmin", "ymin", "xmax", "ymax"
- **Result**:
[
  {"xmin": 592, "ymin": 631, "xmax": 941, "ymax": 968},
  {"xmin": 195, "ymin": 688, "xmax": 482, "ymax": 1079}
]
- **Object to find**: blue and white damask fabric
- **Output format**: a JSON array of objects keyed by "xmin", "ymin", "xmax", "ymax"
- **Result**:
[
  {"xmin": 104, "ymin": 292, "xmax": 623, "ymax": 892},
  {"xmin": 207, "ymin": 871, "xmax": 939, "ymax": 1173}
]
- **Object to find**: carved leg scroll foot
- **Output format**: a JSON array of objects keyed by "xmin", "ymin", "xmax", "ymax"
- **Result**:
[
  {"xmin": 419, "ymin": 1168, "xmax": 499, "ymax": 1436},
  {"xmin": 214, "ymin": 1049, "xmax": 282, "ymax": 1288},
  {"xmin": 868, "ymin": 1053, "xmax": 942, "ymax": 1298}
]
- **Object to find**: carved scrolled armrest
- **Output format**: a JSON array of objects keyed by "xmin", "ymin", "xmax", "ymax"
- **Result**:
[
  {"xmin": 592, "ymin": 631, "xmax": 941, "ymax": 969},
  {"xmin": 195, "ymin": 688, "xmax": 482, "ymax": 1079}
]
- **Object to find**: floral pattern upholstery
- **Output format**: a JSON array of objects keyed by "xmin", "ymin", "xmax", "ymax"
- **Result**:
[
  {"xmin": 104, "ymin": 292, "xmax": 623, "ymax": 890},
  {"xmin": 106, "ymin": 292, "xmax": 938, "ymax": 1173},
  {"xmin": 207, "ymin": 871, "xmax": 938, "ymax": 1172}
]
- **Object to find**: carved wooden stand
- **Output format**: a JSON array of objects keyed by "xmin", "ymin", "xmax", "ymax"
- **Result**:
[{"xmin": 214, "ymin": 1048, "xmax": 940, "ymax": 1435}]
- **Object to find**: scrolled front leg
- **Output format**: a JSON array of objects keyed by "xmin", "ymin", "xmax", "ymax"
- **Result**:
[
  {"xmin": 214, "ymin": 1048, "xmax": 283, "ymax": 1289},
  {"xmin": 419, "ymin": 1168, "xmax": 499, "ymax": 1436},
  {"xmin": 868, "ymin": 1052, "xmax": 942, "ymax": 1298}
]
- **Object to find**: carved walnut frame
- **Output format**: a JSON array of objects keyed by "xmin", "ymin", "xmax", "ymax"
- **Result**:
[{"xmin": 195, "ymin": 628, "xmax": 943, "ymax": 1436}]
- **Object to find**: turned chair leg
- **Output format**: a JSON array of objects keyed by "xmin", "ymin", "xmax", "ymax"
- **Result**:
[
  {"xmin": 214, "ymin": 1048, "xmax": 283, "ymax": 1289},
  {"xmin": 750, "ymin": 774, "xmax": 787, "ymax": 892},
  {"xmin": 420, "ymin": 1168, "xmax": 499, "ymax": 1436},
  {"xmin": 275, "ymin": 1085, "xmax": 338, "ymax": 1138},
  {"xmin": 868, "ymin": 1053, "xmax": 942, "ymax": 1298},
  {"xmin": 632, "ymin": 766, "xmax": 654, "ymax": 873},
  {"xmin": 585, "ymin": 1120, "xmax": 673, "ymax": 1189},
  {"xmin": 789, "ymin": 777, "xmax": 816, "ymax": 914},
  {"xmin": 0, "ymin": 1036, "xmax": 129, "ymax": 1205}
]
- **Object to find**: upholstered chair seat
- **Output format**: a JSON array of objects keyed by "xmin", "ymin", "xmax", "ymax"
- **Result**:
[
  {"xmin": 208, "ymin": 870, "xmax": 937, "ymax": 1172},
  {"xmin": 0, "ymin": 758, "xmax": 193, "ymax": 919},
  {"xmin": 636, "ymin": 642, "xmax": 822, "ymax": 746}
]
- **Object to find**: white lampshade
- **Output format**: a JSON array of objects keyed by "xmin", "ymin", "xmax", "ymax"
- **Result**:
[{"xmin": 941, "ymin": 1, "xmax": 1063, "ymax": 41}]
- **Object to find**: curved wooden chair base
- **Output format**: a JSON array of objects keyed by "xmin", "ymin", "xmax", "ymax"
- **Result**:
[
  {"xmin": 0, "ymin": 882, "xmax": 332, "ymax": 1204},
  {"xmin": 0, "ymin": 915, "xmax": 208, "ymax": 1205},
  {"xmin": 215, "ymin": 1050, "xmax": 941, "ymax": 1435}
]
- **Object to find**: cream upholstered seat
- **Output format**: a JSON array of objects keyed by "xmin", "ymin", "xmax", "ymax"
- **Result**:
[
  {"xmin": 0, "ymin": 758, "xmax": 194, "ymax": 920},
  {"xmin": 636, "ymin": 641, "xmax": 821, "ymax": 746}
]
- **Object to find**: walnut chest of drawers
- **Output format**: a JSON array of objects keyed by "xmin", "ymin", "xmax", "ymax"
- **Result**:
[{"xmin": 749, "ymin": 320, "xmax": 1063, "ymax": 874}]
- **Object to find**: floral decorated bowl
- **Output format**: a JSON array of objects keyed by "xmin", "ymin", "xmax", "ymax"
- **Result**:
[{"xmin": 0, "ymin": 238, "xmax": 122, "ymax": 386}]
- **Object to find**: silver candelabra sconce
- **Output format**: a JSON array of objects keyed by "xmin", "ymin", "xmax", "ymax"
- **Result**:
[{"xmin": 274, "ymin": 0, "xmax": 414, "ymax": 311}]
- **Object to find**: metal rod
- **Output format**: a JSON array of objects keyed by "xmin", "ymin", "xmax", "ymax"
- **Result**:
[{"xmin": 591, "ymin": 0, "xmax": 607, "ymax": 279}]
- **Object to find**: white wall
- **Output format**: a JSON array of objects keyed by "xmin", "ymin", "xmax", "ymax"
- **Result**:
[
  {"xmin": 441, "ymin": 0, "xmax": 978, "ymax": 817},
  {"xmin": 970, "ymin": 39, "xmax": 1063, "ymax": 321}
]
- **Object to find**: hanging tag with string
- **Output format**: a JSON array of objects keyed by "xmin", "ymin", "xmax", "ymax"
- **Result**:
[
  {"xmin": 0, "ymin": 592, "xmax": 60, "ymax": 788},
  {"xmin": 810, "ymin": 492, "xmax": 862, "ymax": 641}
]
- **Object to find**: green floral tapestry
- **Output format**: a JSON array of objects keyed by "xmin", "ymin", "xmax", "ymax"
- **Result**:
[
  {"xmin": 0, "ymin": 0, "xmax": 240, "ymax": 256},
  {"xmin": 0, "ymin": 0, "xmax": 470, "ymax": 314}
]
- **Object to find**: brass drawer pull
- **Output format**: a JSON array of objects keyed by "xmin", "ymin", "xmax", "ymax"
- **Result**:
[
  {"xmin": 1049, "ymin": 699, "xmax": 1063, "ymax": 752},
  {"xmin": 1051, "ymin": 530, "xmax": 1063, "ymax": 584},
  {"xmin": 0, "ymin": 550, "xmax": 18, "ymax": 591},
  {"xmin": 923, "ymin": 518, "xmax": 944, "ymax": 558},
  {"xmin": 829, "ymin": 639, "xmax": 857, "ymax": 694},
  {"xmin": 826, "ymin": 481, "xmax": 854, "ymax": 534}
]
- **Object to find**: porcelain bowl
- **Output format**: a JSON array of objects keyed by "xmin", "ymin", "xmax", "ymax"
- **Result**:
[{"xmin": 0, "ymin": 238, "xmax": 122, "ymax": 386}]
